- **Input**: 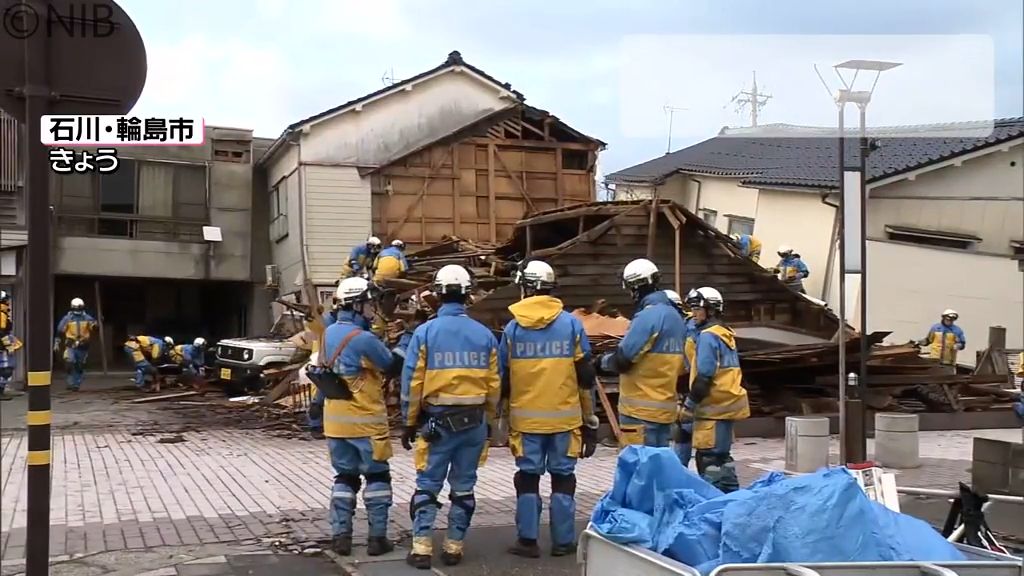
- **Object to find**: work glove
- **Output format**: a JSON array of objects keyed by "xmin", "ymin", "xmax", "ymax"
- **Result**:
[
  {"xmin": 580, "ymin": 415, "xmax": 599, "ymax": 458},
  {"xmin": 52, "ymin": 338, "xmax": 61, "ymax": 353},
  {"xmin": 401, "ymin": 425, "xmax": 418, "ymax": 451},
  {"xmin": 677, "ymin": 397, "xmax": 696, "ymax": 423}
]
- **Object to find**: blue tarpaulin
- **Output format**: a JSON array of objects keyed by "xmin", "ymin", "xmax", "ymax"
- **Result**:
[{"xmin": 591, "ymin": 446, "xmax": 967, "ymax": 575}]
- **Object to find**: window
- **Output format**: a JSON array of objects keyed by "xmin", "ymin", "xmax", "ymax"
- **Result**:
[
  {"xmin": 884, "ymin": 225, "xmax": 980, "ymax": 250},
  {"xmin": 698, "ymin": 208, "xmax": 717, "ymax": 226},
  {"xmin": 727, "ymin": 215, "xmax": 755, "ymax": 237},
  {"xmin": 270, "ymin": 179, "xmax": 289, "ymax": 242},
  {"xmin": 561, "ymin": 149, "xmax": 588, "ymax": 170},
  {"xmin": 212, "ymin": 139, "xmax": 251, "ymax": 164},
  {"xmin": 98, "ymin": 158, "xmax": 137, "ymax": 236}
]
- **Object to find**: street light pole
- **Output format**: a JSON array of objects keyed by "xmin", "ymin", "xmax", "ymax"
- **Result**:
[{"xmin": 830, "ymin": 59, "xmax": 902, "ymax": 465}]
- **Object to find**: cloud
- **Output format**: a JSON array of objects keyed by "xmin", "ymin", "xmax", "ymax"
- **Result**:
[{"xmin": 618, "ymin": 34, "xmax": 997, "ymax": 140}]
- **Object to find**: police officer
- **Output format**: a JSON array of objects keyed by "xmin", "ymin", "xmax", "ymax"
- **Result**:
[
  {"xmin": 678, "ymin": 287, "xmax": 750, "ymax": 492},
  {"xmin": 500, "ymin": 260, "xmax": 598, "ymax": 558},
  {"xmin": 0, "ymin": 290, "xmax": 23, "ymax": 400},
  {"xmin": 124, "ymin": 335, "xmax": 174, "ymax": 391},
  {"xmin": 341, "ymin": 236, "xmax": 383, "ymax": 279},
  {"xmin": 309, "ymin": 297, "xmax": 357, "ymax": 440},
  {"xmin": 400, "ymin": 264, "xmax": 500, "ymax": 570},
  {"xmin": 595, "ymin": 258, "xmax": 685, "ymax": 448},
  {"xmin": 322, "ymin": 277, "xmax": 405, "ymax": 557},
  {"xmin": 665, "ymin": 289, "xmax": 699, "ymax": 467},
  {"xmin": 170, "ymin": 338, "xmax": 208, "ymax": 382},
  {"xmin": 55, "ymin": 298, "xmax": 99, "ymax": 391}
]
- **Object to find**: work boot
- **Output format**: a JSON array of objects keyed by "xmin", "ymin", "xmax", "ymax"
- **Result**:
[
  {"xmin": 310, "ymin": 429, "xmax": 325, "ymax": 440},
  {"xmin": 440, "ymin": 550, "xmax": 463, "ymax": 566},
  {"xmin": 367, "ymin": 536, "xmax": 393, "ymax": 556},
  {"xmin": 406, "ymin": 552, "xmax": 431, "ymax": 570},
  {"xmin": 331, "ymin": 535, "xmax": 352, "ymax": 556},
  {"xmin": 507, "ymin": 538, "xmax": 541, "ymax": 558},
  {"xmin": 551, "ymin": 542, "xmax": 577, "ymax": 557}
]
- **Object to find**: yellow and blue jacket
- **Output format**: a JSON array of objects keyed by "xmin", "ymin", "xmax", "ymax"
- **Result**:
[
  {"xmin": 600, "ymin": 291, "xmax": 686, "ymax": 424},
  {"xmin": 323, "ymin": 310, "xmax": 399, "ymax": 439},
  {"xmin": 499, "ymin": 295, "xmax": 593, "ymax": 434},
  {"xmin": 57, "ymin": 311, "xmax": 97, "ymax": 348},
  {"xmin": 777, "ymin": 255, "xmax": 809, "ymax": 286},
  {"xmin": 736, "ymin": 234, "xmax": 762, "ymax": 263},
  {"xmin": 341, "ymin": 244, "xmax": 376, "ymax": 278},
  {"xmin": 924, "ymin": 322, "xmax": 966, "ymax": 366},
  {"xmin": 685, "ymin": 320, "xmax": 750, "ymax": 422},
  {"xmin": 170, "ymin": 344, "xmax": 205, "ymax": 372},
  {"xmin": 0, "ymin": 302, "xmax": 21, "ymax": 354},
  {"xmin": 125, "ymin": 336, "xmax": 166, "ymax": 364},
  {"xmin": 373, "ymin": 246, "xmax": 408, "ymax": 283},
  {"xmin": 401, "ymin": 302, "xmax": 500, "ymax": 428}
]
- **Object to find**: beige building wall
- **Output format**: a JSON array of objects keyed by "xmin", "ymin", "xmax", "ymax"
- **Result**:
[{"xmin": 753, "ymin": 188, "xmax": 836, "ymax": 299}]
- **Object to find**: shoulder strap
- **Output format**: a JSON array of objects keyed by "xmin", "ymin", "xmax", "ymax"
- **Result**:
[{"xmin": 323, "ymin": 328, "xmax": 363, "ymax": 369}]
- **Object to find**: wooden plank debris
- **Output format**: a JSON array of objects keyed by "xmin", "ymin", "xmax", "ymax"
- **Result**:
[{"xmin": 130, "ymin": 391, "xmax": 201, "ymax": 404}]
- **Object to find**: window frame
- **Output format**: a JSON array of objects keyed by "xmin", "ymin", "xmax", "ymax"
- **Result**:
[
  {"xmin": 269, "ymin": 178, "xmax": 289, "ymax": 243},
  {"xmin": 884, "ymin": 225, "xmax": 980, "ymax": 251},
  {"xmin": 726, "ymin": 215, "xmax": 755, "ymax": 237},
  {"xmin": 698, "ymin": 208, "xmax": 718, "ymax": 226}
]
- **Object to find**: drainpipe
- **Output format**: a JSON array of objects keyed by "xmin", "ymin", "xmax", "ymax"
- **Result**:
[
  {"xmin": 820, "ymin": 191, "xmax": 839, "ymax": 302},
  {"xmin": 297, "ymin": 138, "xmax": 313, "ymax": 299},
  {"xmin": 692, "ymin": 177, "xmax": 703, "ymax": 212}
]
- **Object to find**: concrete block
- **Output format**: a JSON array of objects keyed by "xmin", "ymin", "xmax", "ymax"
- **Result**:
[
  {"xmin": 785, "ymin": 416, "xmax": 829, "ymax": 473},
  {"xmin": 972, "ymin": 436, "xmax": 1024, "ymax": 496},
  {"xmin": 874, "ymin": 413, "xmax": 920, "ymax": 469}
]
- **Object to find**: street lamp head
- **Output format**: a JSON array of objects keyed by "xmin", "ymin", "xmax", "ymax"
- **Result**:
[{"xmin": 834, "ymin": 60, "xmax": 902, "ymax": 72}]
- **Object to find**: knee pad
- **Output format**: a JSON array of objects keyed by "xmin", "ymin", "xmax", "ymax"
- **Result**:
[
  {"xmin": 409, "ymin": 489, "xmax": 441, "ymax": 520},
  {"xmin": 364, "ymin": 471, "xmax": 391, "ymax": 485},
  {"xmin": 0, "ymin": 366, "xmax": 13, "ymax": 379},
  {"xmin": 335, "ymin": 473, "xmax": 362, "ymax": 493},
  {"xmin": 695, "ymin": 450, "xmax": 730, "ymax": 474},
  {"xmin": 449, "ymin": 491, "xmax": 475, "ymax": 515},
  {"xmin": 513, "ymin": 471, "xmax": 541, "ymax": 497},
  {"xmin": 550, "ymin": 473, "xmax": 577, "ymax": 496}
]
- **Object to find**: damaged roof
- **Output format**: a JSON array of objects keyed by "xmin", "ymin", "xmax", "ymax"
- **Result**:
[{"xmin": 607, "ymin": 117, "xmax": 1024, "ymax": 189}]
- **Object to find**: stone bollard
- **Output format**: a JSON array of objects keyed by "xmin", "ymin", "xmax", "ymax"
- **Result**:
[
  {"xmin": 785, "ymin": 416, "xmax": 830, "ymax": 473},
  {"xmin": 874, "ymin": 413, "xmax": 921, "ymax": 469}
]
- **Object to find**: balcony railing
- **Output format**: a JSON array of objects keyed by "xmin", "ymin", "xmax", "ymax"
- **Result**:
[{"xmin": 56, "ymin": 212, "xmax": 208, "ymax": 242}]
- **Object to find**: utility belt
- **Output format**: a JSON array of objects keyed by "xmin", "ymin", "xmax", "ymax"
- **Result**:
[
  {"xmin": 421, "ymin": 406, "xmax": 484, "ymax": 442},
  {"xmin": 64, "ymin": 338, "xmax": 90, "ymax": 350}
]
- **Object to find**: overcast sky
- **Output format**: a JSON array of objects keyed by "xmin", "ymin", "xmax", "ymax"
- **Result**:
[{"xmin": 121, "ymin": 0, "xmax": 1024, "ymax": 174}]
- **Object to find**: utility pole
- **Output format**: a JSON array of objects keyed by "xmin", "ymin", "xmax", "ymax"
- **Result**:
[
  {"xmin": 729, "ymin": 71, "xmax": 772, "ymax": 127},
  {"xmin": 663, "ymin": 105, "xmax": 688, "ymax": 154}
]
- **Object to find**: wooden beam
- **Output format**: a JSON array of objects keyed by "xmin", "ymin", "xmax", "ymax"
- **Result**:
[
  {"xmin": 533, "ymin": 201, "xmax": 651, "ymax": 258},
  {"xmin": 662, "ymin": 207, "xmax": 683, "ymax": 297},
  {"xmin": 555, "ymin": 145, "xmax": 564, "ymax": 206},
  {"xmin": 525, "ymin": 225, "xmax": 533, "ymax": 256},
  {"xmin": 487, "ymin": 142, "xmax": 497, "ymax": 243},
  {"xmin": 388, "ymin": 147, "xmax": 453, "ymax": 238},
  {"xmin": 520, "ymin": 119, "xmax": 549, "ymax": 140},
  {"xmin": 468, "ymin": 136, "xmax": 598, "ymax": 150},
  {"xmin": 452, "ymin": 144, "xmax": 460, "ymax": 237},
  {"xmin": 494, "ymin": 148, "xmax": 536, "ymax": 213},
  {"xmin": 646, "ymin": 194, "xmax": 659, "ymax": 259}
]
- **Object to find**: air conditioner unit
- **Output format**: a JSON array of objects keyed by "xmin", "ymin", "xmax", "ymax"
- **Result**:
[{"xmin": 264, "ymin": 264, "xmax": 279, "ymax": 288}]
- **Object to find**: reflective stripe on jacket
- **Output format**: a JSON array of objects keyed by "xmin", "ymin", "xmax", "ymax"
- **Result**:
[
  {"xmin": 323, "ymin": 310, "xmax": 396, "ymax": 439},
  {"xmin": 691, "ymin": 323, "xmax": 750, "ymax": 421},
  {"xmin": 925, "ymin": 323, "xmax": 965, "ymax": 366},
  {"xmin": 616, "ymin": 291, "xmax": 686, "ymax": 424}
]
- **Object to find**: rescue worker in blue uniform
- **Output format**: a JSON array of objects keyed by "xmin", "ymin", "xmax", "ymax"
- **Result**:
[
  {"xmin": 170, "ymin": 338, "xmax": 208, "ymax": 381},
  {"xmin": 310, "ymin": 301, "xmax": 372, "ymax": 440},
  {"xmin": 124, "ymin": 335, "xmax": 173, "ymax": 391},
  {"xmin": 322, "ymin": 277, "xmax": 405, "ymax": 557},
  {"xmin": 400, "ymin": 264, "xmax": 501, "ymax": 570},
  {"xmin": 595, "ymin": 258, "xmax": 686, "ymax": 449},
  {"xmin": 500, "ymin": 260, "xmax": 599, "ymax": 558},
  {"xmin": 55, "ymin": 297, "xmax": 99, "ymax": 391},
  {"xmin": 730, "ymin": 233, "xmax": 763, "ymax": 263},
  {"xmin": 0, "ymin": 290, "xmax": 24, "ymax": 400},
  {"xmin": 373, "ymin": 239, "xmax": 409, "ymax": 283},
  {"xmin": 919, "ymin": 309, "xmax": 966, "ymax": 370},
  {"xmin": 774, "ymin": 245, "xmax": 809, "ymax": 294},
  {"xmin": 664, "ymin": 289, "xmax": 699, "ymax": 467},
  {"xmin": 678, "ymin": 287, "xmax": 750, "ymax": 492},
  {"xmin": 341, "ymin": 236, "xmax": 383, "ymax": 279}
]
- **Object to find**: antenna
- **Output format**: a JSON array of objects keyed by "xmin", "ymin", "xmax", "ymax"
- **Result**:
[
  {"xmin": 663, "ymin": 104, "xmax": 688, "ymax": 154},
  {"xmin": 728, "ymin": 71, "xmax": 772, "ymax": 127},
  {"xmin": 381, "ymin": 67, "xmax": 399, "ymax": 87}
]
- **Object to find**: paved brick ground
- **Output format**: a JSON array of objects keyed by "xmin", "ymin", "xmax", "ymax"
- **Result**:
[{"xmin": 1, "ymin": 427, "xmax": 1019, "ymax": 563}]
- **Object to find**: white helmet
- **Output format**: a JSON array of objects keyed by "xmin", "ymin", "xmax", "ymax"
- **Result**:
[
  {"xmin": 71, "ymin": 297, "xmax": 85, "ymax": 309},
  {"xmin": 777, "ymin": 245, "xmax": 794, "ymax": 256},
  {"xmin": 336, "ymin": 277, "xmax": 372, "ymax": 306},
  {"xmin": 686, "ymin": 286, "xmax": 724, "ymax": 313},
  {"xmin": 193, "ymin": 337, "xmax": 206, "ymax": 348},
  {"xmin": 0, "ymin": 289, "xmax": 8, "ymax": 302},
  {"xmin": 663, "ymin": 289, "xmax": 683, "ymax": 307},
  {"xmin": 366, "ymin": 236, "xmax": 382, "ymax": 248},
  {"xmin": 515, "ymin": 260, "xmax": 556, "ymax": 292},
  {"xmin": 730, "ymin": 233, "xmax": 741, "ymax": 242},
  {"xmin": 433, "ymin": 264, "xmax": 474, "ymax": 296},
  {"xmin": 622, "ymin": 258, "xmax": 660, "ymax": 291},
  {"xmin": 164, "ymin": 336, "xmax": 175, "ymax": 346},
  {"xmin": 941, "ymin": 309, "xmax": 958, "ymax": 320},
  {"xmin": 391, "ymin": 239, "xmax": 406, "ymax": 250}
]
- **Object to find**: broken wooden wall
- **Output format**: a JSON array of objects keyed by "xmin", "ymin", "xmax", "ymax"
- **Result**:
[{"xmin": 370, "ymin": 107, "xmax": 601, "ymax": 250}]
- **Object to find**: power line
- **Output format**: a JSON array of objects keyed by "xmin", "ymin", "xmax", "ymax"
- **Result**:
[{"xmin": 728, "ymin": 71, "xmax": 772, "ymax": 127}]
